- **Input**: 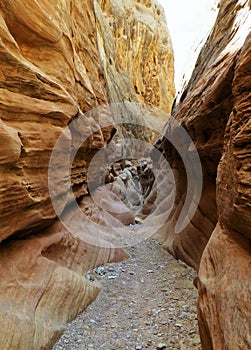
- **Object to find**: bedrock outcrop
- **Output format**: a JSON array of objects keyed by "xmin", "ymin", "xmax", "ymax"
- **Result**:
[
  {"xmin": 0, "ymin": 0, "xmax": 174, "ymax": 349},
  {"xmin": 155, "ymin": 0, "xmax": 250, "ymax": 349}
]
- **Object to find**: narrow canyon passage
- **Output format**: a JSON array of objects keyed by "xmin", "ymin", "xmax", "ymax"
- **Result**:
[
  {"xmin": 53, "ymin": 237, "xmax": 201, "ymax": 350},
  {"xmin": 0, "ymin": 1, "xmax": 250, "ymax": 349}
]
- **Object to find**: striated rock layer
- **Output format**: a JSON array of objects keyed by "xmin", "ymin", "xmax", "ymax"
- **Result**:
[
  {"xmin": 198, "ymin": 30, "xmax": 251, "ymax": 350},
  {"xmin": 156, "ymin": 0, "xmax": 251, "ymax": 349},
  {"xmin": 0, "ymin": 0, "xmax": 174, "ymax": 242},
  {"xmin": 0, "ymin": 0, "xmax": 175, "ymax": 349}
]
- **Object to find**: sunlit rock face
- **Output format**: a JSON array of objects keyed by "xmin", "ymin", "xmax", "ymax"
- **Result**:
[
  {"xmin": 0, "ymin": 0, "xmax": 174, "ymax": 348},
  {"xmin": 95, "ymin": 0, "xmax": 174, "ymax": 110},
  {"xmin": 0, "ymin": 0, "xmax": 174, "ymax": 242},
  {"xmin": 156, "ymin": 0, "xmax": 250, "ymax": 348}
]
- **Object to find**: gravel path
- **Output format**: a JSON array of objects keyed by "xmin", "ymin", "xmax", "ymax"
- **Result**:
[{"xmin": 53, "ymin": 239, "xmax": 201, "ymax": 350}]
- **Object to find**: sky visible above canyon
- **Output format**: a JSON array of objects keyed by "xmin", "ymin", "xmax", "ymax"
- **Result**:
[{"xmin": 158, "ymin": 0, "xmax": 219, "ymax": 90}]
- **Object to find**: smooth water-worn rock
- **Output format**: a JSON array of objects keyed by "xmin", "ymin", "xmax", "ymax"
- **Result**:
[
  {"xmin": 155, "ymin": 0, "xmax": 251, "ymax": 349},
  {"xmin": 198, "ymin": 30, "xmax": 251, "ymax": 350},
  {"xmin": 0, "ymin": 0, "xmax": 174, "ymax": 243},
  {"xmin": 0, "ymin": 0, "xmax": 174, "ymax": 349}
]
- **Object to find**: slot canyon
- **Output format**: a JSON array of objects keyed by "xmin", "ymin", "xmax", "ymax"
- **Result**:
[{"xmin": 0, "ymin": 0, "xmax": 250, "ymax": 349}]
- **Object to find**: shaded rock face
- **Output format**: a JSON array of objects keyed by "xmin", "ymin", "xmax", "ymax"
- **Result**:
[
  {"xmin": 198, "ymin": 31, "xmax": 251, "ymax": 350},
  {"xmin": 155, "ymin": 0, "xmax": 250, "ymax": 349},
  {"xmin": 0, "ymin": 0, "xmax": 174, "ymax": 349}
]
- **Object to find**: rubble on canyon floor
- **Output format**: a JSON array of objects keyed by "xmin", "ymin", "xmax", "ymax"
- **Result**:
[{"xmin": 53, "ymin": 238, "xmax": 201, "ymax": 350}]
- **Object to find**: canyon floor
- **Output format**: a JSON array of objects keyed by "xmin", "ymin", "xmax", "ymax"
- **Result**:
[{"xmin": 53, "ymin": 229, "xmax": 201, "ymax": 350}]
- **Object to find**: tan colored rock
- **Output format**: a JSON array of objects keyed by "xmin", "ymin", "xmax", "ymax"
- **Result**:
[
  {"xmin": 217, "ymin": 32, "xmax": 251, "ymax": 239},
  {"xmin": 198, "ymin": 31, "xmax": 251, "ymax": 350},
  {"xmin": 154, "ymin": 0, "xmax": 250, "ymax": 348},
  {"xmin": 0, "ymin": 119, "xmax": 22, "ymax": 164},
  {"xmin": 0, "ymin": 226, "xmax": 128, "ymax": 350},
  {"xmin": 0, "ymin": 0, "xmax": 174, "ymax": 242},
  {"xmin": 0, "ymin": 0, "xmax": 174, "ymax": 349},
  {"xmin": 198, "ymin": 224, "xmax": 251, "ymax": 350},
  {"xmin": 95, "ymin": 0, "xmax": 174, "ymax": 110},
  {"xmin": 156, "ymin": 0, "xmax": 250, "ymax": 268}
]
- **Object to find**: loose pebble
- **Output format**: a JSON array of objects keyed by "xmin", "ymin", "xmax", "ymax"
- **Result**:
[{"xmin": 53, "ymin": 239, "xmax": 201, "ymax": 350}]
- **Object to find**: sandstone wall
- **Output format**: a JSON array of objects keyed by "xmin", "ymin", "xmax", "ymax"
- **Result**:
[
  {"xmin": 0, "ymin": 1, "xmax": 174, "ymax": 349},
  {"xmin": 0, "ymin": 0, "xmax": 174, "ymax": 242},
  {"xmin": 156, "ymin": 0, "xmax": 250, "ymax": 348},
  {"xmin": 198, "ymin": 30, "xmax": 251, "ymax": 350}
]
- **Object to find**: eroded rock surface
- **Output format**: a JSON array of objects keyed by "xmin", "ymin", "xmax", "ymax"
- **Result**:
[
  {"xmin": 0, "ymin": 1, "xmax": 174, "ymax": 349},
  {"xmin": 155, "ymin": 0, "xmax": 251, "ymax": 349},
  {"xmin": 198, "ymin": 30, "xmax": 251, "ymax": 350},
  {"xmin": 0, "ymin": 0, "xmax": 174, "ymax": 242}
]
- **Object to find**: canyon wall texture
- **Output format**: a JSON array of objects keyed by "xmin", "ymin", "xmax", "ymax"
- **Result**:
[
  {"xmin": 156, "ymin": 0, "xmax": 250, "ymax": 349},
  {"xmin": 0, "ymin": 1, "xmax": 174, "ymax": 349}
]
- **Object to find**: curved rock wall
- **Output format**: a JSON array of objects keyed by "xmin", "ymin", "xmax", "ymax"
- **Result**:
[
  {"xmin": 156, "ymin": 0, "xmax": 250, "ymax": 348},
  {"xmin": 0, "ymin": 1, "xmax": 174, "ymax": 349},
  {"xmin": 0, "ymin": 0, "xmax": 174, "ymax": 242},
  {"xmin": 198, "ymin": 31, "xmax": 251, "ymax": 350}
]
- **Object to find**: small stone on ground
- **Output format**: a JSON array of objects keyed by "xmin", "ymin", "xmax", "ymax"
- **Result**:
[{"xmin": 53, "ymin": 238, "xmax": 201, "ymax": 350}]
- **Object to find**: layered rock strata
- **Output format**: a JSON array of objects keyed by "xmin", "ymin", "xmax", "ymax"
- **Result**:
[
  {"xmin": 155, "ymin": 0, "xmax": 251, "ymax": 349},
  {"xmin": 0, "ymin": 0, "xmax": 175, "ymax": 348}
]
